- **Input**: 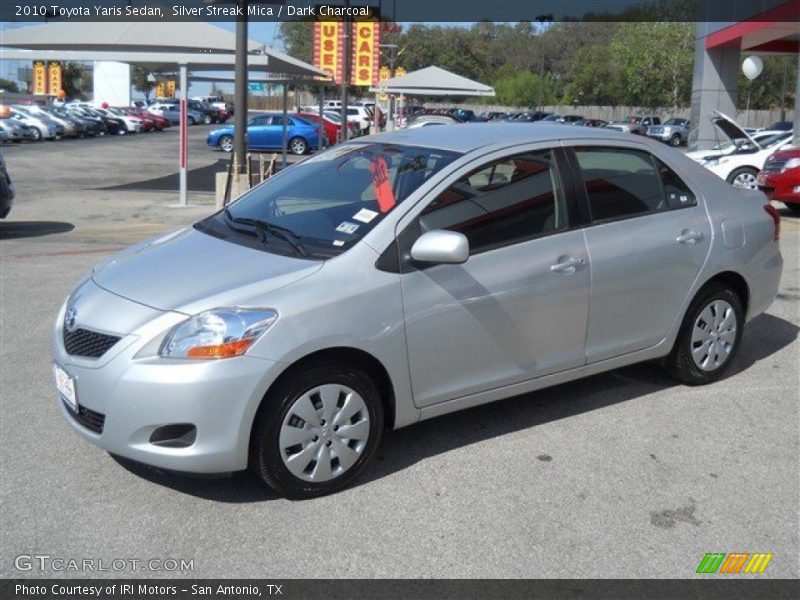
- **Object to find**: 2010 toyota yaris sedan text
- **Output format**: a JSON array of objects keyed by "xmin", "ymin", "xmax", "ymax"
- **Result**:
[{"xmin": 53, "ymin": 124, "xmax": 782, "ymax": 499}]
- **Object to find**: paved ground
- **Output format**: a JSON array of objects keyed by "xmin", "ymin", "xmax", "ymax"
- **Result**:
[{"xmin": 1, "ymin": 129, "xmax": 798, "ymax": 579}]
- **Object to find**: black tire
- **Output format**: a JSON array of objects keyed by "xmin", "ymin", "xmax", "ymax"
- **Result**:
[
  {"xmin": 670, "ymin": 133, "xmax": 682, "ymax": 147},
  {"xmin": 203, "ymin": 114, "xmax": 212, "ymax": 125},
  {"xmin": 288, "ymin": 136, "xmax": 308, "ymax": 155},
  {"xmin": 31, "ymin": 128, "xmax": 42, "ymax": 141},
  {"xmin": 665, "ymin": 283, "xmax": 744, "ymax": 385},
  {"xmin": 187, "ymin": 116, "xmax": 196, "ymax": 126},
  {"xmin": 250, "ymin": 360, "xmax": 384, "ymax": 499},
  {"xmin": 218, "ymin": 134, "xmax": 233, "ymax": 153},
  {"xmin": 784, "ymin": 202, "xmax": 800, "ymax": 215}
]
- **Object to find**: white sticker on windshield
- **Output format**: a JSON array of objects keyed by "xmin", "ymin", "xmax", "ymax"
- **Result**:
[
  {"xmin": 333, "ymin": 240, "xmax": 345, "ymax": 247},
  {"xmin": 352, "ymin": 207, "xmax": 379, "ymax": 224},
  {"xmin": 335, "ymin": 221, "xmax": 359, "ymax": 235}
]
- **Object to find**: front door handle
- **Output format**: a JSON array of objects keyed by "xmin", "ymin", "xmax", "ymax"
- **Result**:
[
  {"xmin": 676, "ymin": 230, "xmax": 704, "ymax": 245},
  {"xmin": 550, "ymin": 256, "xmax": 587, "ymax": 275}
]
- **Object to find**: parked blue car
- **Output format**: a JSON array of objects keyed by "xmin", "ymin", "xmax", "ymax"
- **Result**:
[{"xmin": 207, "ymin": 113, "xmax": 322, "ymax": 155}]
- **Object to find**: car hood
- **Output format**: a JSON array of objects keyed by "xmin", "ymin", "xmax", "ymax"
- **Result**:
[
  {"xmin": 711, "ymin": 110, "xmax": 761, "ymax": 149},
  {"xmin": 91, "ymin": 227, "xmax": 323, "ymax": 314}
]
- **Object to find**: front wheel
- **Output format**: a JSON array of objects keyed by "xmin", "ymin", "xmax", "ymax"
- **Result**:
[
  {"xmin": 665, "ymin": 284, "xmax": 744, "ymax": 385},
  {"xmin": 218, "ymin": 135, "xmax": 233, "ymax": 153},
  {"xmin": 250, "ymin": 361, "xmax": 384, "ymax": 499},
  {"xmin": 288, "ymin": 136, "xmax": 308, "ymax": 155},
  {"xmin": 670, "ymin": 133, "xmax": 682, "ymax": 147},
  {"xmin": 30, "ymin": 128, "xmax": 42, "ymax": 141},
  {"xmin": 203, "ymin": 114, "xmax": 212, "ymax": 125},
  {"xmin": 187, "ymin": 116, "xmax": 196, "ymax": 126},
  {"xmin": 727, "ymin": 167, "xmax": 759, "ymax": 190}
]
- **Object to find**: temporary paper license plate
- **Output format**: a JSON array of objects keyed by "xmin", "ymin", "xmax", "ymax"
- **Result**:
[{"xmin": 54, "ymin": 363, "xmax": 77, "ymax": 412}]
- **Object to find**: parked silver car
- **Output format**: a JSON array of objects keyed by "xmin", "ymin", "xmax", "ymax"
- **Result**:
[
  {"xmin": 53, "ymin": 125, "xmax": 782, "ymax": 498},
  {"xmin": 646, "ymin": 117, "xmax": 690, "ymax": 147}
]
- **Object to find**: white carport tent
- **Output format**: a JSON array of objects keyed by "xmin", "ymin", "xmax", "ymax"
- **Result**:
[
  {"xmin": 0, "ymin": 21, "xmax": 330, "ymax": 204},
  {"xmin": 369, "ymin": 66, "xmax": 494, "ymax": 129}
]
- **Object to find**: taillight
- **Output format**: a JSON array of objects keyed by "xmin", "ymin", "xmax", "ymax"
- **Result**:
[{"xmin": 763, "ymin": 204, "xmax": 780, "ymax": 241}]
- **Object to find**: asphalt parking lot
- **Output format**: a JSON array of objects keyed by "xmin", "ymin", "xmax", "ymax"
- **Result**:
[{"xmin": 0, "ymin": 127, "xmax": 798, "ymax": 579}]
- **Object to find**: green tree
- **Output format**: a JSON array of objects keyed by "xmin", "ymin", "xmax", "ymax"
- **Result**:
[
  {"xmin": 562, "ymin": 44, "xmax": 623, "ymax": 106},
  {"xmin": 0, "ymin": 78, "xmax": 19, "ymax": 93},
  {"xmin": 61, "ymin": 62, "xmax": 91, "ymax": 99},
  {"xmin": 609, "ymin": 22, "xmax": 694, "ymax": 108},
  {"xmin": 132, "ymin": 65, "xmax": 156, "ymax": 102},
  {"xmin": 279, "ymin": 21, "xmax": 314, "ymax": 64}
]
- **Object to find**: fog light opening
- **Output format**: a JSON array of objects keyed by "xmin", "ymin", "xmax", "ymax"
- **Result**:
[{"xmin": 149, "ymin": 424, "xmax": 197, "ymax": 448}]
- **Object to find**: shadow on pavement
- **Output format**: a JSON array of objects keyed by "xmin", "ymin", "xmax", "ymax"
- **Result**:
[
  {"xmin": 0, "ymin": 220, "xmax": 75, "ymax": 239},
  {"xmin": 113, "ymin": 312, "xmax": 798, "ymax": 503},
  {"xmin": 95, "ymin": 159, "xmax": 229, "ymax": 194}
]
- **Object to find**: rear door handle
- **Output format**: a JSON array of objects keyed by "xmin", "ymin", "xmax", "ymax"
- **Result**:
[
  {"xmin": 676, "ymin": 230, "xmax": 704, "ymax": 245},
  {"xmin": 550, "ymin": 256, "xmax": 587, "ymax": 275}
]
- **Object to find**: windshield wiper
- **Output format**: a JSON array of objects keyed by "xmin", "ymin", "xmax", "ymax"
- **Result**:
[{"xmin": 223, "ymin": 208, "xmax": 310, "ymax": 257}]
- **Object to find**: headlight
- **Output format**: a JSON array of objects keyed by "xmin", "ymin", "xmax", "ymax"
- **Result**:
[
  {"xmin": 782, "ymin": 158, "xmax": 800, "ymax": 172},
  {"xmin": 160, "ymin": 308, "xmax": 278, "ymax": 359}
]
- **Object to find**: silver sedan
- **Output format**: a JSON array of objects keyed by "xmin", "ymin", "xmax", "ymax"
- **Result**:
[{"xmin": 53, "ymin": 124, "xmax": 782, "ymax": 499}]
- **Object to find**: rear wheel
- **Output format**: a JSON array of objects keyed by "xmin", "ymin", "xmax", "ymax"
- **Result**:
[
  {"xmin": 218, "ymin": 135, "xmax": 233, "ymax": 153},
  {"xmin": 250, "ymin": 361, "xmax": 384, "ymax": 499},
  {"xmin": 30, "ymin": 128, "xmax": 42, "ymax": 141},
  {"xmin": 670, "ymin": 133, "xmax": 682, "ymax": 147},
  {"xmin": 289, "ymin": 136, "xmax": 308, "ymax": 155},
  {"xmin": 784, "ymin": 202, "xmax": 800, "ymax": 215},
  {"xmin": 203, "ymin": 114, "xmax": 212, "ymax": 125},
  {"xmin": 665, "ymin": 284, "xmax": 744, "ymax": 385},
  {"xmin": 727, "ymin": 167, "xmax": 759, "ymax": 190},
  {"xmin": 187, "ymin": 116, "xmax": 196, "ymax": 126}
]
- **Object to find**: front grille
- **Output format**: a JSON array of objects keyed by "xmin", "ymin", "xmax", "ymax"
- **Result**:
[
  {"xmin": 762, "ymin": 159, "xmax": 787, "ymax": 173},
  {"xmin": 64, "ymin": 401, "xmax": 105, "ymax": 434},
  {"xmin": 63, "ymin": 328, "xmax": 121, "ymax": 358}
]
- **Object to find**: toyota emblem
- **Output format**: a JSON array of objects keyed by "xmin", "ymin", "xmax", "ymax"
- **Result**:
[{"xmin": 65, "ymin": 306, "xmax": 78, "ymax": 333}]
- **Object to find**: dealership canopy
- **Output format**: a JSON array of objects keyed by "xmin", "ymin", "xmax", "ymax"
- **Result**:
[
  {"xmin": 370, "ymin": 66, "xmax": 495, "ymax": 97},
  {"xmin": 0, "ymin": 21, "xmax": 328, "ymax": 78}
]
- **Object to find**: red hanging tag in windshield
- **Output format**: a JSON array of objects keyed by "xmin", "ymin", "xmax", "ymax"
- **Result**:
[{"xmin": 370, "ymin": 156, "xmax": 396, "ymax": 213}]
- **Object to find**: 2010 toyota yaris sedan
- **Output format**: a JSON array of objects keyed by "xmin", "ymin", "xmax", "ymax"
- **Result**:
[{"xmin": 53, "ymin": 124, "xmax": 782, "ymax": 499}]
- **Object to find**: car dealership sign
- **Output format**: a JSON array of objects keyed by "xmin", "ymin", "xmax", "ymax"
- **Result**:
[{"xmin": 313, "ymin": 21, "xmax": 380, "ymax": 86}]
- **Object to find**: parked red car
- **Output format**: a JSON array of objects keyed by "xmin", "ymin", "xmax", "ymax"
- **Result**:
[
  {"xmin": 119, "ymin": 107, "xmax": 161, "ymax": 131},
  {"xmin": 757, "ymin": 146, "xmax": 800, "ymax": 214},
  {"xmin": 297, "ymin": 112, "xmax": 358, "ymax": 145},
  {"xmin": 131, "ymin": 107, "xmax": 170, "ymax": 130}
]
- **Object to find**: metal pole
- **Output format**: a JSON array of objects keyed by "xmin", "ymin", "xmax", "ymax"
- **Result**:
[
  {"xmin": 179, "ymin": 63, "xmax": 188, "ymax": 207},
  {"xmin": 779, "ymin": 57, "xmax": 788, "ymax": 123},
  {"xmin": 340, "ymin": 12, "xmax": 351, "ymax": 140},
  {"xmin": 233, "ymin": 0, "xmax": 248, "ymax": 172},
  {"xmin": 318, "ymin": 86, "xmax": 325, "ymax": 151},
  {"xmin": 282, "ymin": 83, "xmax": 288, "ymax": 168},
  {"xmin": 793, "ymin": 55, "xmax": 800, "ymax": 147}
]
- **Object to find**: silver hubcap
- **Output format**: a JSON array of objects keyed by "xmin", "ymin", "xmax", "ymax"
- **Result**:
[
  {"xmin": 220, "ymin": 137, "xmax": 233, "ymax": 152},
  {"xmin": 279, "ymin": 384, "xmax": 370, "ymax": 483},
  {"xmin": 732, "ymin": 172, "xmax": 757, "ymax": 189},
  {"xmin": 691, "ymin": 299, "xmax": 737, "ymax": 371},
  {"xmin": 290, "ymin": 139, "xmax": 305, "ymax": 154}
]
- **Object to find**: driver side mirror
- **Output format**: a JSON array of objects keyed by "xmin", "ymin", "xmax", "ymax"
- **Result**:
[{"xmin": 410, "ymin": 230, "xmax": 469, "ymax": 265}]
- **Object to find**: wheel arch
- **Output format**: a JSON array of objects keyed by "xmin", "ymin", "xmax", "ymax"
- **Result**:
[
  {"xmin": 248, "ymin": 346, "xmax": 397, "ymax": 452},
  {"xmin": 695, "ymin": 270, "xmax": 750, "ymax": 317}
]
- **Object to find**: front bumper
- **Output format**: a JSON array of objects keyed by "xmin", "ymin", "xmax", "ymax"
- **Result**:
[
  {"xmin": 52, "ymin": 284, "xmax": 283, "ymax": 473},
  {"xmin": 757, "ymin": 170, "xmax": 800, "ymax": 204}
]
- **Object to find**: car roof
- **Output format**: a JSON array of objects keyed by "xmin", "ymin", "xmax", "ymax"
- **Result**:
[{"xmin": 365, "ymin": 122, "xmax": 628, "ymax": 153}]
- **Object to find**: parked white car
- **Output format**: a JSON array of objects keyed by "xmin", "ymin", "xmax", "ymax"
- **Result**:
[
  {"xmin": 690, "ymin": 111, "xmax": 793, "ymax": 189},
  {"xmin": 9, "ymin": 109, "xmax": 58, "ymax": 140}
]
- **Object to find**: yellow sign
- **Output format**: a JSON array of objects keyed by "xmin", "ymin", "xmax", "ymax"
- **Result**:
[
  {"xmin": 33, "ymin": 61, "xmax": 47, "ymax": 96},
  {"xmin": 155, "ymin": 82, "xmax": 165, "ymax": 98},
  {"xmin": 378, "ymin": 66, "xmax": 390, "ymax": 101},
  {"xmin": 47, "ymin": 62, "xmax": 62, "ymax": 96},
  {"xmin": 314, "ymin": 22, "xmax": 342, "ymax": 83},
  {"xmin": 394, "ymin": 67, "xmax": 407, "ymax": 78},
  {"xmin": 351, "ymin": 22, "xmax": 380, "ymax": 86},
  {"xmin": 166, "ymin": 80, "xmax": 176, "ymax": 98}
]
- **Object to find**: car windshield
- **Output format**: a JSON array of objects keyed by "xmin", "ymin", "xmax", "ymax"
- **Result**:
[
  {"xmin": 663, "ymin": 118, "xmax": 685, "ymax": 126},
  {"xmin": 197, "ymin": 143, "xmax": 461, "ymax": 258}
]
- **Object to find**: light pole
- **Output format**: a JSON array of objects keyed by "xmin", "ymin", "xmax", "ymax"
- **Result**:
[{"xmin": 536, "ymin": 14, "xmax": 553, "ymax": 111}]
